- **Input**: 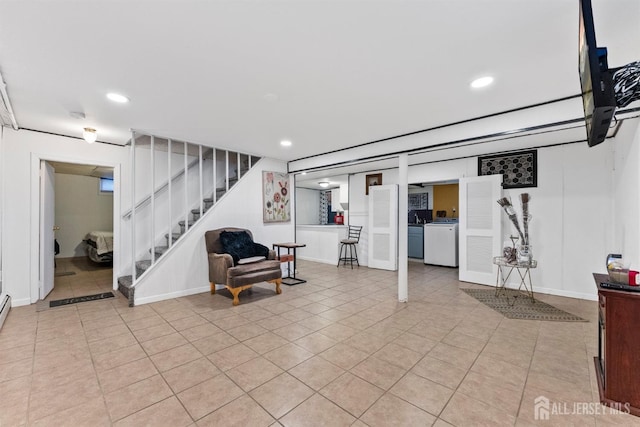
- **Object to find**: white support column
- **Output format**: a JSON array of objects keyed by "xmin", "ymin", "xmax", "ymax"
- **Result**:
[
  {"xmin": 199, "ymin": 145, "xmax": 203, "ymax": 216},
  {"xmin": 167, "ymin": 139, "xmax": 172, "ymax": 248},
  {"xmin": 184, "ymin": 142, "xmax": 188, "ymax": 232},
  {"xmin": 130, "ymin": 130, "xmax": 137, "ymax": 281},
  {"xmin": 150, "ymin": 135, "xmax": 156, "ymax": 264},
  {"xmin": 398, "ymin": 153, "xmax": 409, "ymax": 302}
]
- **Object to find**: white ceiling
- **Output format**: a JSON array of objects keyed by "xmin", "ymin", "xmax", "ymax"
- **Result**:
[
  {"xmin": 0, "ymin": 1, "xmax": 638, "ymax": 162},
  {"xmin": 49, "ymin": 161, "xmax": 114, "ymax": 179}
]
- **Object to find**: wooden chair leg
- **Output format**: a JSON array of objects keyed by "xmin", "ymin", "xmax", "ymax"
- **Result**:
[
  {"xmin": 224, "ymin": 284, "xmax": 254, "ymax": 306},
  {"xmin": 210, "ymin": 282, "xmax": 216, "ymax": 294},
  {"xmin": 228, "ymin": 286, "xmax": 242, "ymax": 306},
  {"xmin": 269, "ymin": 278, "xmax": 283, "ymax": 295}
]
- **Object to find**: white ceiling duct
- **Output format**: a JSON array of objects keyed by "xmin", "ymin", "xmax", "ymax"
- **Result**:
[{"xmin": 0, "ymin": 70, "xmax": 18, "ymax": 130}]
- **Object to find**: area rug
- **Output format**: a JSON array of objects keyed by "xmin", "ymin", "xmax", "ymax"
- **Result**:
[
  {"xmin": 461, "ymin": 288, "xmax": 587, "ymax": 322},
  {"xmin": 49, "ymin": 292, "xmax": 114, "ymax": 308}
]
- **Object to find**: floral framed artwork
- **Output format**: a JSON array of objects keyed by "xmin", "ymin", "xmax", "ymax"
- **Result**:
[
  {"xmin": 365, "ymin": 173, "xmax": 382, "ymax": 195},
  {"xmin": 263, "ymin": 171, "xmax": 291, "ymax": 223}
]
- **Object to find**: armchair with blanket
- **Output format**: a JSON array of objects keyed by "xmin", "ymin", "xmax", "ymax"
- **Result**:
[{"xmin": 204, "ymin": 227, "xmax": 282, "ymax": 306}]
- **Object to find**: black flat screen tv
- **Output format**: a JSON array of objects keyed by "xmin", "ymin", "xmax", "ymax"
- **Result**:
[{"xmin": 579, "ymin": 0, "xmax": 616, "ymax": 147}]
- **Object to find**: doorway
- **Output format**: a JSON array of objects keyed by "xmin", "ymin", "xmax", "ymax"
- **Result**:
[
  {"xmin": 39, "ymin": 160, "xmax": 116, "ymax": 303},
  {"xmin": 408, "ymin": 180, "xmax": 460, "ymax": 267}
]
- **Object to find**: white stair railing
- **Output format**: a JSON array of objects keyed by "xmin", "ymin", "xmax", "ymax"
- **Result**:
[{"xmin": 120, "ymin": 130, "xmax": 261, "ymax": 291}]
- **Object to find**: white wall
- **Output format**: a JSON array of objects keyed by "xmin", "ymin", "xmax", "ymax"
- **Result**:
[
  {"xmin": 502, "ymin": 142, "xmax": 612, "ymax": 300},
  {"xmin": 612, "ymin": 118, "xmax": 640, "ymax": 271},
  {"xmin": 133, "ymin": 157, "xmax": 294, "ymax": 304},
  {"xmin": 1, "ymin": 129, "xmax": 128, "ymax": 306},
  {"xmin": 55, "ymin": 173, "xmax": 114, "ymax": 258},
  {"xmin": 295, "ymin": 188, "xmax": 320, "ymax": 224},
  {"xmin": 347, "ymin": 141, "xmax": 620, "ymax": 300},
  {"xmin": 0, "ymin": 127, "xmax": 4, "ymax": 299}
]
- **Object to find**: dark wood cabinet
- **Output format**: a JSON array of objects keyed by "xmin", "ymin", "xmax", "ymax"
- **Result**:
[{"xmin": 594, "ymin": 273, "xmax": 640, "ymax": 417}]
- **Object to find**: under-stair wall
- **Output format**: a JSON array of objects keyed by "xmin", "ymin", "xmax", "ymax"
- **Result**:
[{"xmin": 132, "ymin": 157, "xmax": 294, "ymax": 305}]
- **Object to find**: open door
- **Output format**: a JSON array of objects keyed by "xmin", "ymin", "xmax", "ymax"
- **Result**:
[
  {"xmin": 368, "ymin": 184, "xmax": 398, "ymax": 271},
  {"xmin": 40, "ymin": 161, "xmax": 55, "ymax": 299},
  {"xmin": 458, "ymin": 175, "xmax": 502, "ymax": 285}
]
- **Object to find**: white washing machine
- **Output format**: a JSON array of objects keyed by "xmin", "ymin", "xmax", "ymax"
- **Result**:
[{"xmin": 424, "ymin": 223, "xmax": 459, "ymax": 267}]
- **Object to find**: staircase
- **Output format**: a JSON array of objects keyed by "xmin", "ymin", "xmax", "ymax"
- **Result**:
[{"xmin": 117, "ymin": 132, "xmax": 259, "ymax": 306}]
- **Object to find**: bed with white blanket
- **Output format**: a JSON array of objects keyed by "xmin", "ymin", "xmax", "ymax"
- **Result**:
[{"xmin": 85, "ymin": 231, "xmax": 113, "ymax": 263}]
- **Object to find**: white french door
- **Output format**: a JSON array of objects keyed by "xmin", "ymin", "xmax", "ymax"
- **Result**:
[
  {"xmin": 458, "ymin": 175, "xmax": 502, "ymax": 285},
  {"xmin": 368, "ymin": 184, "xmax": 398, "ymax": 271}
]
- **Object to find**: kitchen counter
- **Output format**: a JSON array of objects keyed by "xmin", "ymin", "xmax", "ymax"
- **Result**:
[{"xmin": 296, "ymin": 225, "xmax": 347, "ymax": 265}]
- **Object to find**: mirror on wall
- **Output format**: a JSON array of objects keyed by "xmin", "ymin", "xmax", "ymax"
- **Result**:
[{"xmin": 295, "ymin": 174, "xmax": 348, "ymax": 225}]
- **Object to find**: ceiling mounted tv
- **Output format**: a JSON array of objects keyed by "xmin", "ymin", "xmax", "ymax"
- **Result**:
[{"xmin": 579, "ymin": 0, "xmax": 616, "ymax": 147}]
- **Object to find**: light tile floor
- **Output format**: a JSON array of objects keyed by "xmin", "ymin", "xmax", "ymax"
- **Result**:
[
  {"xmin": 1, "ymin": 260, "xmax": 639, "ymax": 426},
  {"xmin": 47, "ymin": 257, "xmax": 114, "ymax": 301}
]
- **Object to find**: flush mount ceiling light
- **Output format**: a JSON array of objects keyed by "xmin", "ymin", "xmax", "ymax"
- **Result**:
[
  {"xmin": 106, "ymin": 92, "xmax": 130, "ymax": 103},
  {"xmin": 82, "ymin": 127, "xmax": 97, "ymax": 143},
  {"xmin": 280, "ymin": 140, "xmax": 292, "ymax": 147},
  {"xmin": 470, "ymin": 76, "xmax": 494, "ymax": 89},
  {"xmin": 318, "ymin": 181, "xmax": 329, "ymax": 188}
]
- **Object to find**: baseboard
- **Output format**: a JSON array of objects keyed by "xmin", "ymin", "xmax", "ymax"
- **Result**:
[
  {"xmin": 493, "ymin": 282, "xmax": 597, "ymax": 301},
  {"xmin": 0, "ymin": 295, "xmax": 11, "ymax": 331},
  {"xmin": 7, "ymin": 296, "xmax": 31, "ymax": 307},
  {"xmin": 134, "ymin": 286, "xmax": 210, "ymax": 306},
  {"xmin": 296, "ymin": 255, "xmax": 334, "ymax": 264},
  {"xmin": 297, "ymin": 255, "xmax": 369, "ymax": 267}
]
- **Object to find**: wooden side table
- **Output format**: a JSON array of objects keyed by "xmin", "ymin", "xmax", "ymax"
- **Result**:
[{"xmin": 273, "ymin": 242, "xmax": 306, "ymax": 285}]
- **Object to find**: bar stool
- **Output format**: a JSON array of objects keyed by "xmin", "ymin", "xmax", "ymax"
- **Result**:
[{"xmin": 337, "ymin": 226, "xmax": 363, "ymax": 268}]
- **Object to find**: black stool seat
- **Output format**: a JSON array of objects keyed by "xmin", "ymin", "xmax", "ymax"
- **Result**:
[{"xmin": 337, "ymin": 226, "xmax": 363, "ymax": 269}]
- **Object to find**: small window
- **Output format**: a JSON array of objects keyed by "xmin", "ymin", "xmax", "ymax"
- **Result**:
[{"xmin": 99, "ymin": 178, "xmax": 114, "ymax": 193}]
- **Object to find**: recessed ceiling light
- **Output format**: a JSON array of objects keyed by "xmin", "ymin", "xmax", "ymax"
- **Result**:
[
  {"xmin": 470, "ymin": 76, "xmax": 494, "ymax": 89},
  {"xmin": 280, "ymin": 140, "xmax": 292, "ymax": 147},
  {"xmin": 106, "ymin": 92, "xmax": 130, "ymax": 103},
  {"xmin": 318, "ymin": 182, "xmax": 330, "ymax": 188},
  {"xmin": 301, "ymin": 172, "xmax": 307, "ymax": 175}
]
